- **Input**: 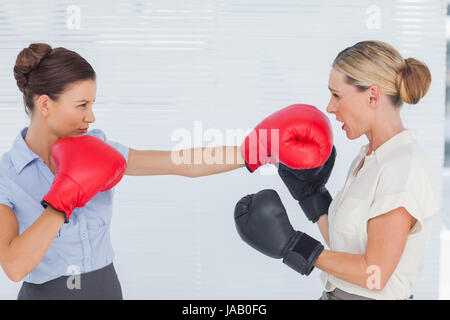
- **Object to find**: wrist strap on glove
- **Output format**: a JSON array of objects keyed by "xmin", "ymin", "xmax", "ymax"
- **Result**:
[
  {"xmin": 282, "ymin": 231, "xmax": 324, "ymax": 275},
  {"xmin": 298, "ymin": 187, "xmax": 332, "ymax": 223}
]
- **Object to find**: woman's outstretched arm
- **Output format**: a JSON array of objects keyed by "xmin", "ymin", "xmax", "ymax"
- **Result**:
[{"xmin": 125, "ymin": 146, "xmax": 245, "ymax": 177}]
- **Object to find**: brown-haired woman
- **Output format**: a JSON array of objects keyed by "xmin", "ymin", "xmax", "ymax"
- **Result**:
[{"xmin": 0, "ymin": 43, "xmax": 244, "ymax": 299}]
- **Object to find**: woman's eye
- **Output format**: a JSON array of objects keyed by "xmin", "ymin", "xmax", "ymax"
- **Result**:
[
  {"xmin": 79, "ymin": 103, "xmax": 87, "ymax": 108},
  {"xmin": 332, "ymin": 93, "xmax": 339, "ymax": 98}
]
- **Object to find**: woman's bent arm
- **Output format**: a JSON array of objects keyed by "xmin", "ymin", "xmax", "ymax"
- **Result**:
[
  {"xmin": 0, "ymin": 204, "xmax": 65, "ymax": 282},
  {"xmin": 317, "ymin": 214, "xmax": 330, "ymax": 247},
  {"xmin": 314, "ymin": 206, "xmax": 416, "ymax": 290}
]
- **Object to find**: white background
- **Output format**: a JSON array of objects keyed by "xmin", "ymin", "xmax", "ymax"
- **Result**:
[{"xmin": 0, "ymin": 0, "xmax": 446, "ymax": 299}]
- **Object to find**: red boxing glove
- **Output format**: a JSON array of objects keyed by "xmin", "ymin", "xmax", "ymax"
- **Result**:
[
  {"xmin": 41, "ymin": 135, "xmax": 127, "ymax": 223},
  {"xmin": 241, "ymin": 104, "xmax": 333, "ymax": 172}
]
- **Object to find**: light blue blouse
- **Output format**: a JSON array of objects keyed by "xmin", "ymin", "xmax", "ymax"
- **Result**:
[{"xmin": 0, "ymin": 127, "xmax": 129, "ymax": 284}]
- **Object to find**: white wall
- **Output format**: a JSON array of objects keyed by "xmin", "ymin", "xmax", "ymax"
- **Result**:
[{"xmin": 0, "ymin": 0, "xmax": 446, "ymax": 299}]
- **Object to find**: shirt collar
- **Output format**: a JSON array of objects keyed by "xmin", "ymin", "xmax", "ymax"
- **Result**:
[
  {"xmin": 10, "ymin": 127, "xmax": 41, "ymax": 174},
  {"xmin": 358, "ymin": 129, "xmax": 416, "ymax": 163}
]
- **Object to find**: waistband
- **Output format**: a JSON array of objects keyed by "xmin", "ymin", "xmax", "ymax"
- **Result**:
[
  {"xmin": 17, "ymin": 263, "xmax": 122, "ymax": 300},
  {"xmin": 321, "ymin": 288, "xmax": 414, "ymax": 300},
  {"xmin": 326, "ymin": 288, "xmax": 375, "ymax": 300}
]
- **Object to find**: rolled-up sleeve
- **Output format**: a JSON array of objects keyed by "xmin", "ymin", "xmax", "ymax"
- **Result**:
[
  {"xmin": 0, "ymin": 174, "xmax": 13, "ymax": 209},
  {"xmin": 86, "ymin": 129, "xmax": 130, "ymax": 164},
  {"xmin": 367, "ymin": 159, "xmax": 440, "ymax": 236}
]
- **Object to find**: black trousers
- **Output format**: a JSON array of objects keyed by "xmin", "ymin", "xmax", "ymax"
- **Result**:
[
  {"xmin": 319, "ymin": 288, "xmax": 375, "ymax": 300},
  {"xmin": 17, "ymin": 263, "xmax": 122, "ymax": 300}
]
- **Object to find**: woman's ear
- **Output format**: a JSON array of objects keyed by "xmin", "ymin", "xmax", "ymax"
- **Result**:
[
  {"xmin": 367, "ymin": 85, "xmax": 381, "ymax": 108},
  {"xmin": 36, "ymin": 95, "xmax": 51, "ymax": 117}
]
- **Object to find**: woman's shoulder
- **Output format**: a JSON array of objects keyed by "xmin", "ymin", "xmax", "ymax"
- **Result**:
[
  {"xmin": 0, "ymin": 151, "xmax": 14, "ymax": 176},
  {"xmin": 377, "ymin": 141, "xmax": 437, "ymax": 189},
  {"xmin": 0, "ymin": 153, "xmax": 14, "ymax": 205},
  {"xmin": 380, "ymin": 141, "xmax": 432, "ymax": 169},
  {"xmin": 85, "ymin": 128, "xmax": 107, "ymax": 141}
]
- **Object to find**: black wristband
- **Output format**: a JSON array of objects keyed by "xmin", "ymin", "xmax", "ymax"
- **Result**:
[
  {"xmin": 298, "ymin": 187, "xmax": 332, "ymax": 223},
  {"xmin": 41, "ymin": 200, "xmax": 69, "ymax": 224},
  {"xmin": 282, "ymin": 231, "xmax": 324, "ymax": 275}
]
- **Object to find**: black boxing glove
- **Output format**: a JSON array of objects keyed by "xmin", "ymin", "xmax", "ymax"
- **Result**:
[
  {"xmin": 278, "ymin": 146, "xmax": 336, "ymax": 223},
  {"xmin": 234, "ymin": 189, "xmax": 324, "ymax": 275}
]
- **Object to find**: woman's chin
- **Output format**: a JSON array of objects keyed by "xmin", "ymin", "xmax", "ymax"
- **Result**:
[{"xmin": 344, "ymin": 127, "xmax": 355, "ymax": 140}]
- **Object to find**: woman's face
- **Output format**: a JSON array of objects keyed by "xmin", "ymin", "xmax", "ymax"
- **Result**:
[
  {"xmin": 326, "ymin": 68, "xmax": 373, "ymax": 140},
  {"xmin": 43, "ymin": 79, "xmax": 96, "ymax": 138}
]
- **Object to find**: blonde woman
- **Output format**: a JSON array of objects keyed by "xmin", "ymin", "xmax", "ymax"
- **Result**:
[{"xmin": 234, "ymin": 41, "xmax": 441, "ymax": 300}]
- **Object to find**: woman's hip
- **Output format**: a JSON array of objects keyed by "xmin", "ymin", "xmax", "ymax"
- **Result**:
[{"xmin": 17, "ymin": 262, "xmax": 122, "ymax": 300}]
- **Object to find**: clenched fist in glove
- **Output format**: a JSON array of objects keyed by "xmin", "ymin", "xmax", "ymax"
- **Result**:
[
  {"xmin": 278, "ymin": 146, "xmax": 336, "ymax": 223},
  {"xmin": 234, "ymin": 189, "xmax": 324, "ymax": 275},
  {"xmin": 240, "ymin": 104, "xmax": 333, "ymax": 173},
  {"xmin": 41, "ymin": 135, "xmax": 127, "ymax": 223}
]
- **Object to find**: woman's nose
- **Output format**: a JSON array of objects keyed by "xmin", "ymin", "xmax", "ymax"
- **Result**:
[
  {"xmin": 326, "ymin": 100, "xmax": 335, "ymax": 114},
  {"xmin": 85, "ymin": 107, "xmax": 95, "ymax": 123}
]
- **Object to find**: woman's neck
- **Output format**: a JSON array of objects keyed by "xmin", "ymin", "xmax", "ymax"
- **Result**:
[{"xmin": 24, "ymin": 121, "xmax": 58, "ymax": 166}]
